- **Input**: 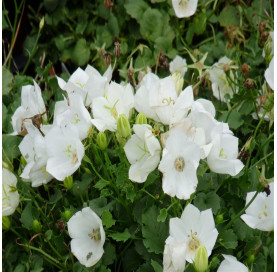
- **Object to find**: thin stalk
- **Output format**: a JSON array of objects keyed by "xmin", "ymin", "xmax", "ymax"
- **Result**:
[{"xmin": 218, "ymin": 191, "xmax": 259, "ymax": 236}]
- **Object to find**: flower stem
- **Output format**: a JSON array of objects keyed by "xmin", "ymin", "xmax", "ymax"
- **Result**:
[{"xmin": 218, "ymin": 190, "xmax": 259, "ymax": 236}]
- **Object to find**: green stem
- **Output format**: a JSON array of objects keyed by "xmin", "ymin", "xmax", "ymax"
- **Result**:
[{"xmin": 218, "ymin": 191, "xmax": 259, "ymax": 236}]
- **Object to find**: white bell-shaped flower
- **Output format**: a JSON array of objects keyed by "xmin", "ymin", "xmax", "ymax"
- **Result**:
[
  {"xmin": 2, "ymin": 168, "xmax": 20, "ymax": 216},
  {"xmin": 217, "ymin": 255, "xmax": 248, "ymax": 272},
  {"xmin": 68, "ymin": 207, "xmax": 105, "ymax": 267},
  {"xmin": 169, "ymin": 55, "xmax": 188, "ymax": 77},
  {"xmin": 265, "ymin": 56, "xmax": 274, "ymax": 90},
  {"xmin": 207, "ymin": 124, "xmax": 244, "ymax": 176},
  {"xmin": 124, "ymin": 124, "xmax": 161, "ymax": 183},
  {"xmin": 208, "ymin": 57, "xmax": 238, "ymax": 102},
  {"xmin": 166, "ymin": 204, "xmax": 218, "ymax": 264},
  {"xmin": 53, "ymin": 93, "xmax": 91, "ymax": 140},
  {"xmin": 19, "ymin": 123, "xmax": 53, "ymax": 187},
  {"xmin": 240, "ymin": 183, "xmax": 274, "ymax": 231},
  {"xmin": 45, "ymin": 121, "xmax": 84, "ymax": 181},
  {"xmin": 11, "ymin": 81, "xmax": 46, "ymax": 135},
  {"xmin": 159, "ymin": 130, "xmax": 201, "ymax": 200},
  {"xmin": 172, "ymin": 0, "xmax": 198, "ymax": 18},
  {"xmin": 91, "ymin": 82, "xmax": 134, "ymax": 132}
]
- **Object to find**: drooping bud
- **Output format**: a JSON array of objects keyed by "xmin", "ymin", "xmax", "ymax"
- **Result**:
[
  {"xmin": 2, "ymin": 216, "xmax": 11, "ymax": 230},
  {"xmin": 258, "ymin": 21, "xmax": 266, "ymax": 33},
  {"xmin": 62, "ymin": 209, "xmax": 72, "ymax": 222},
  {"xmin": 194, "ymin": 245, "xmax": 209, "ymax": 272},
  {"xmin": 127, "ymin": 68, "xmax": 136, "ymax": 87},
  {"xmin": 117, "ymin": 114, "xmax": 131, "ymax": 138},
  {"xmin": 114, "ymin": 41, "xmax": 121, "ymax": 58},
  {"xmin": 64, "ymin": 176, "xmax": 73, "ymax": 190},
  {"xmin": 96, "ymin": 132, "xmax": 108, "ymax": 150},
  {"xmin": 172, "ymin": 72, "xmax": 184, "ymax": 95},
  {"xmin": 39, "ymin": 17, "xmax": 45, "ymax": 31},
  {"xmin": 135, "ymin": 113, "xmax": 147, "ymax": 125},
  {"xmin": 241, "ymin": 63, "xmax": 249, "ymax": 78},
  {"xmin": 32, "ymin": 219, "xmax": 42, "ymax": 233},
  {"xmin": 243, "ymin": 78, "xmax": 254, "ymax": 90},
  {"xmin": 104, "ymin": 52, "xmax": 112, "ymax": 66}
]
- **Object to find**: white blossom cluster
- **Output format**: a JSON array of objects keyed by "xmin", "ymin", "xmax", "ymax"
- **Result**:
[{"xmin": 4, "ymin": 32, "xmax": 273, "ymax": 268}]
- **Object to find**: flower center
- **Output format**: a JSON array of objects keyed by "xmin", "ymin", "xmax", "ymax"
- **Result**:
[
  {"xmin": 188, "ymin": 231, "xmax": 200, "ymax": 251},
  {"xmin": 72, "ymin": 113, "xmax": 80, "ymax": 125},
  {"xmin": 88, "ymin": 228, "xmax": 101, "ymax": 242},
  {"xmin": 258, "ymin": 204, "xmax": 268, "ymax": 219},
  {"xmin": 179, "ymin": 0, "xmax": 188, "ymax": 7},
  {"xmin": 162, "ymin": 97, "xmax": 175, "ymax": 105},
  {"xmin": 219, "ymin": 148, "xmax": 228, "ymax": 159},
  {"xmin": 63, "ymin": 144, "xmax": 78, "ymax": 165},
  {"xmin": 175, "ymin": 157, "xmax": 185, "ymax": 172}
]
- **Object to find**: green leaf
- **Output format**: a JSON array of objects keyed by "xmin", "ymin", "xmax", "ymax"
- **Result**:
[
  {"xmin": 124, "ymin": 0, "xmax": 149, "ymax": 20},
  {"xmin": 2, "ymin": 135, "xmax": 22, "ymax": 162},
  {"xmin": 219, "ymin": 229, "xmax": 238, "ymax": 249},
  {"xmin": 89, "ymin": 197, "xmax": 115, "ymax": 216},
  {"xmin": 2, "ymin": 67, "xmax": 14, "ymax": 95},
  {"xmin": 102, "ymin": 210, "xmax": 116, "ymax": 229},
  {"xmin": 110, "ymin": 228, "xmax": 131, "ymax": 242},
  {"xmin": 20, "ymin": 203, "xmax": 33, "ymax": 230},
  {"xmin": 108, "ymin": 14, "xmax": 120, "ymax": 37},
  {"xmin": 151, "ymin": 259, "xmax": 163, "ymax": 272},
  {"xmin": 142, "ymin": 205, "xmax": 169, "ymax": 254},
  {"xmin": 72, "ymin": 39, "xmax": 90, "ymax": 66},
  {"xmin": 193, "ymin": 13, "xmax": 206, "ymax": 35},
  {"xmin": 244, "ymin": 236, "xmax": 262, "ymax": 255},
  {"xmin": 218, "ymin": 111, "xmax": 244, "ymax": 130},
  {"xmin": 102, "ymin": 242, "xmax": 116, "ymax": 266},
  {"xmin": 140, "ymin": 9, "xmax": 163, "ymax": 41},
  {"xmin": 218, "ymin": 6, "xmax": 239, "ymax": 27},
  {"xmin": 157, "ymin": 208, "xmax": 167, "ymax": 223},
  {"xmin": 193, "ymin": 191, "xmax": 221, "ymax": 214},
  {"xmin": 2, "ymin": 10, "xmax": 9, "ymax": 30}
]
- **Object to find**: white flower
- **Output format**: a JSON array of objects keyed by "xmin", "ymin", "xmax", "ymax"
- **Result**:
[
  {"xmin": 240, "ymin": 183, "xmax": 274, "ymax": 231},
  {"xmin": 124, "ymin": 124, "xmax": 161, "ymax": 183},
  {"xmin": 172, "ymin": 0, "xmax": 198, "ymax": 18},
  {"xmin": 19, "ymin": 123, "xmax": 53, "ymax": 187},
  {"xmin": 166, "ymin": 204, "xmax": 218, "ymax": 264},
  {"xmin": 11, "ymin": 81, "xmax": 46, "ymax": 135},
  {"xmin": 217, "ymin": 255, "xmax": 248, "ymax": 272},
  {"xmin": 45, "ymin": 122, "xmax": 84, "ymax": 181},
  {"xmin": 91, "ymin": 82, "xmax": 134, "ymax": 132},
  {"xmin": 163, "ymin": 236, "xmax": 187, "ymax": 272},
  {"xmin": 158, "ymin": 130, "xmax": 201, "ymax": 200},
  {"xmin": 135, "ymin": 73, "xmax": 194, "ymax": 126},
  {"xmin": 57, "ymin": 65, "xmax": 112, "ymax": 107},
  {"xmin": 57, "ymin": 67, "xmax": 89, "ymax": 104},
  {"xmin": 68, "ymin": 207, "xmax": 105, "ymax": 267},
  {"xmin": 53, "ymin": 93, "xmax": 92, "ymax": 140},
  {"xmin": 207, "ymin": 124, "xmax": 244, "ymax": 176},
  {"xmin": 208, "ymin": 57, "xmax": 238, "ymax": 102},
  {"xmin": 2, "ymin": 168, "xmax": 20, "ymax": 216},
  {"xmin": 265, "ymin": 56, "xmax": 274, "ymax": 90},
  {"xmin": 169, "ymin": 55, "xmax": 187, "ymax": 77}
]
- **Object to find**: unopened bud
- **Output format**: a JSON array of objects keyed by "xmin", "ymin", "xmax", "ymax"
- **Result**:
[
  {"xmin": 64, "ymin": 176, "xmax": 73, "ymax": 190},
  {"xmin": 138, "ymin": 71, "xmax": 146, "ymax": 83},
  {"xmin": 32, "ymin": 219, "xmax": 42, "ymax": 233},
  {"xmin": 172, "ymin": 72, "xmax": 184, "ymax": 95},
  {"xmin": 264, "ymin": 36, "xmax": 273, "ymax": 58},
  {"xmin": 39, "ymin": 17, "xmax": 45, "ymax": 31},
  {"xmin": 135, "ymin": 113, "xmax": 147, "ymax": 125},
  {"xmin": 62, "ymin": 210, "xmax": 72, "ymax": 222},
  {"xmin": 127, "ymin": 68, "xmax": 136, "ymax": 87},
  {"xmin": 244, "ymin": 136, "xmax": 253, "ymax": 151},
  {"xmin": 96, "ymin": 132, "xmax": 108, "ymax": 150},
  {"xmin": 247, "ymin": 254, "xmax": 255, "ymax": 264},
  {"xmin": 2, "ymin": 216, "xmax": 11, "ymax": 230},
  {"xmin": 114, "ymin": 41, "xmax": 121, "ymax": 57},
  {"xmin": 194, "ymin": 245, "xmax": 208, "ymax": 272},
  {"xmin": 222, "ymin": 64, "xmax": 230, "ymax": 73},
  {"xmin": 215, "ymin": 214, "xmax": 224, "ymax": 224},
  {"xmin": 260, "ymin": 31, "xmax": 269, "ymax": 42},
  {"xmin": 117, "ymin": 114, "xmax": 131, "ymax": 138},
  {"xmin": 263, "ymin": 93, "xmax": 274, "ymax": 112}
]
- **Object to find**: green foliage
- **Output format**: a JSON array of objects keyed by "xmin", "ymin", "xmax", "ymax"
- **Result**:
[{"xmin": 218, "ymin": 6, "xmax": 240, "ymax": 27}]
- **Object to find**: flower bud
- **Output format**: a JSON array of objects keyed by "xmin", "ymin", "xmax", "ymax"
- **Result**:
[
  {"xmin": 39, "ymin": 17, "xmax": 45, "ymax": 31},
  {"xmin": 117, "ymin": 114, "xmax": 131, "ymax": 138},
  {"xmin": 264, "ymin": 37, "xmax": 273, "ymax": 59},
  {"xmin": 62, "ymin": 210, "xmax": 72, "ymax": 222},
  {"xmin": 64, "ymin": 176, "xmax": 73, "ymax": 190},
  {"xmin": 172, "ymin": 72, "xmax": 184, "ymax": 95},
  {"xmin": 194, "ymin": 245, "xmax": 208, "ymax": 272},
  {"xmin": 264, "ymin": 93, "xmax": 274, "ymax": 112},
  {"xmin": 32, "ymin": 219, "xmax": 42, "ymax": 233},
  {"xmin": 2, "ymin": 216, "xmax": 11, "ymax": 230},
  {"xmin": 20, "ymin": 156, "xmax": 27, "ymax": 167},
  {"xmin": 96, "ymin": 132, "xmax": 108, "ymax": 150},
  {"xmin": 135, "ymin": 113, "xmax": 147, "ymax": 125},
  {"xmin": 247, "ymin": 254, "xmax": 255, "ymax": 264},
  {"xmin": 114, "ymin": 41, "xmax": 121, "ymax": 57},
  {"xmin": 215, "ymin": 214, "xmax": 224, "ymax": 224}
]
